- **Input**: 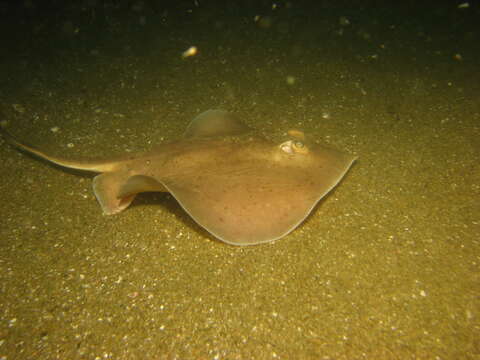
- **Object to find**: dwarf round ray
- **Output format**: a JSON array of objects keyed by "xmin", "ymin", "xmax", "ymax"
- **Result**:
[{"xmin": 0, "ymin": 109, "xmax": 356, "ymax": 245}]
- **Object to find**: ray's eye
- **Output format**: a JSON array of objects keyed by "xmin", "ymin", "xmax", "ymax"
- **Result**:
[
  {"xmin": 280, "ymin": 142, "xmax": 293, "ymax": 154},
  {"xmin": 278, "ymin": 140, "xmax": 309, "ymax": 155},
  {"xmin": 293, "ymin": 140, "xmax": 304, "ymax": 149},
  {"xmin": 292, "ymin": 140, "xmax": 309, "ymax": 155}
]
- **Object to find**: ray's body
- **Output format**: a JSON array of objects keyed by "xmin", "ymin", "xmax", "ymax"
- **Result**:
[{"xmin": 0, "ymin": 110, "xmax": 356, "ymax": 245}]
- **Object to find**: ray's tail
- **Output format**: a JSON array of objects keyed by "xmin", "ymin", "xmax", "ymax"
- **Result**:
[{"xmin": 0, "ymin": 125, "xmax": 120, "ymax": 173}]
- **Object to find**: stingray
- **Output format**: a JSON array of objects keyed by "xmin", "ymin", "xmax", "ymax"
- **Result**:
[{"xmin": 0, "ymin": 109, "xmax": 356, "ymax": 245}]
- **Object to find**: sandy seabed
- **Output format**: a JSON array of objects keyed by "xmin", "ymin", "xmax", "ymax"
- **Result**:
[{"xmin": 0, "ymin": 2, "xmax": 478, "ymax": 359}]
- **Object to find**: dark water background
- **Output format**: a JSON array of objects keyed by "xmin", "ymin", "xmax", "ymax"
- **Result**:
[{"xmin": 0, "ymin": 1, "xmax": 478, "ymax": 359}]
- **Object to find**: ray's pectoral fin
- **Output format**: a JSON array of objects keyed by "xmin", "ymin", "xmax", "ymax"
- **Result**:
[{"xmin": 93, "ymin": 172, "xmax": 166, "ymax": 215}]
